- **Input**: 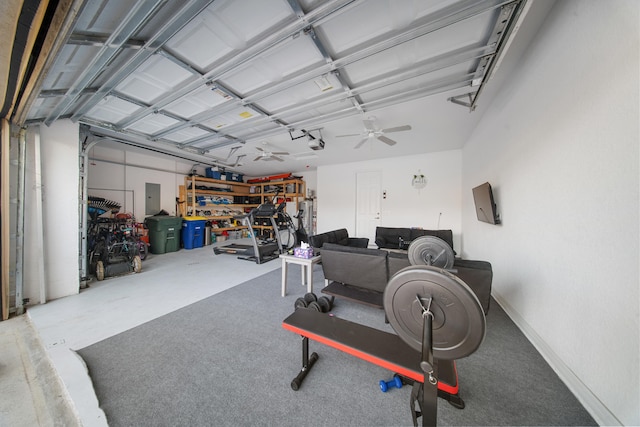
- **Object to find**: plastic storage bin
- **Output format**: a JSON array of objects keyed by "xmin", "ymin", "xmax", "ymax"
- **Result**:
[
  {"xmin": 182, "ymin": 216, "xmax": 207, "ymax": 249},
  {"xmin": 145, "ymin": 216, "xmax": 182, "ymax": 254},
  {"xmin": 205, "ymin": 168, "xmax": 222, "ymax": 179}
]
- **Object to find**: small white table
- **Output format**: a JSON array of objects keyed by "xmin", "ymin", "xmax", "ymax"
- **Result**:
[{"xmin": 279, "ymin": 254, "xmax": 322, "ymax": 297}]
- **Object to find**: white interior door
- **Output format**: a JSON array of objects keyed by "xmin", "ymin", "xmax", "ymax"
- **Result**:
[{"xmin": 356, "ymin": 171, "xmax": 381, "ymax": 245}]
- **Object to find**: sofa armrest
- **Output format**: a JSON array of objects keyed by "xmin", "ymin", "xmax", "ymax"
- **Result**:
[
  {"xmin": 308, "ymin": 233, "xmax": 326, "ymax": 250},
  {"xmin": 453, "ymin": 259, "xmax": 492, "ymax": 315}
]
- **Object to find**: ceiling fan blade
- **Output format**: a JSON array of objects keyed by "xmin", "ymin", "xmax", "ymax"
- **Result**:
[
  {"xmin": 377, "ymin": 135, "xmax": 397, "ymax": 146},
  {"xmin": 272, "ymin": 151, "xmax": 289, "ymax": 155},
  {"xmin": 381, "ymin": 125, "xmax": 411, "ymax": 133},
  {"xmin": 336, "ymin": 133, "xmax": 362, "ymax": 138},
  {"xmin": 362, "ymin": 119, "xmax": 375, "ymax": 130},
  {"xmin": 255, "ymin": 146, "xmax": 265, "ymax": 152},
  {"xmin": 253, "ymin": 156, "xmax": 263, "ymax": 161},
  {"xmin": 354, "ymin": 138, "xmax": 369, "ymax": 149},
  {"xmin": 272, "ymin": 155, "xmax": 284, "ymax": 162}
]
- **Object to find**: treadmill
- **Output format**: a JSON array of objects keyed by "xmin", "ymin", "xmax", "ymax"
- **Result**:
[{"xmin": 213, "ymin": 194, "xmax": 284, "ymax": 264}]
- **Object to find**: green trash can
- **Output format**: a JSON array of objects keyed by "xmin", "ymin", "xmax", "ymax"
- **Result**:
[{"xmin": 145, "ymin": 216, "xmax": 183, "ymax": 254}]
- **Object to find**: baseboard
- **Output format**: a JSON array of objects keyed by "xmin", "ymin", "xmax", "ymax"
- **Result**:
[{"xmin": 492, "ymin": 293, "xmax": 621, "ymax": 426}]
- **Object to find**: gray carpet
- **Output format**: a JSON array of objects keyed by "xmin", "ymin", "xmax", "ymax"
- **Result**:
[{"xmin": 78, "ymin": 266, "xmax": 596, "ymax": 426}]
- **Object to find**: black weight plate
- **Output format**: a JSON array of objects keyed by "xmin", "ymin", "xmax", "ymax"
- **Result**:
[
  {"xmin": 407, "ymin": 236, "xmax": 455, "ymax": 269},
  {"xmin": 383, "ymin": 265, "xmax": 485, "ymax": 360},
  {"xmin": 304, "ymin": 293, "xmax": 317, "ymax": 304},
  {"xmin": 308, "ymin": 301, "xmax": 322, "ymax": 312},
  {"xmin": 317, "ymin": 297, "xmax": 331, "ymax": 313},
  {"xmin": 294, "ymin": 297, "xmax": 307, "ymax": 310}
]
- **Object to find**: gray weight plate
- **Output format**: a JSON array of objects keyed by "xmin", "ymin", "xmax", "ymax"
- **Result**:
[
  {"xmin": 383, "ymin": 265, "xmax": 485, "ymax": 360},
  {"xmin": 407, "ymin": 236, "xmax": 455, "ymax": 269}
]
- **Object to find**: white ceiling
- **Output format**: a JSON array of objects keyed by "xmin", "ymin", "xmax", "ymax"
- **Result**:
[{"xmin": 23, "ymin": 0, "xmax": 552, "ymax": 176}]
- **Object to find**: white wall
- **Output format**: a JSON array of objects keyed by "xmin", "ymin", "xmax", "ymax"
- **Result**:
[
  {"xmin": 23, "ymin": 129, "xmax": 43, "ymax": 303},
  {"xmin": 316, "ymin": 150, "xmax": 462, "ymax": 250},
  {"xmin": 461, "ymin": 1, "xmax": 639, "ymax": 425},
  {"xmin": 88, "ymin": 145, "xmax": 195, "ymax": 220},
  {"xmin": 34, "ymin": 121, "xmax": 80, "ymax": 300}
]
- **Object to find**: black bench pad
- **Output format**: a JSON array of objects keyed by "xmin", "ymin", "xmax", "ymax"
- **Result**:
[{"xmin": 282, "ymin": 308, "xmax": 458, "ymax": 394}]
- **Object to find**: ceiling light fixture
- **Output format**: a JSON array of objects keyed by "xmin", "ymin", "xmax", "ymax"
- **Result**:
[
  {"xmin": 306, "ymin": 131, "xmax": 325, "ymax": 151},
  {"xmin": 289, "ymin": 128, "xmax": 325, "ymax": 150},
  {"xmin": 313, "ymin": 74, "xmax": 333, "ymax": 92}
]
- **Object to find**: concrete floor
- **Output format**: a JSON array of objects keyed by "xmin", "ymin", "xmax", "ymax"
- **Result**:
[{"xmin": 3, "ymin": 240, "xmax": 281, "ymax": 427}]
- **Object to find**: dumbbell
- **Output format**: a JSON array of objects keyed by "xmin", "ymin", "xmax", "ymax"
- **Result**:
[
  {"xmin": 379, "ymin": 375, "xmax": 403, "ymax": 392},
  {"xmin": 294, "ymin": 293, "xmax": 319, "ymax": 310},
  {"xmin": 294, "ymin": 294, "xmax": 334, "ymax": 313},
  {"xmin": 308, "ymin": 294, "xmax": 333, "ymax": 313},
  {"xmin": 317, "ymin": 295, "xmax": 334, "ymax": 313}
]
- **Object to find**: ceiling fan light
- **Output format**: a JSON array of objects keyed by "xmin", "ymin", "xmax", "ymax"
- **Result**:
[{"xmin": 308, "ymin": 135, "xmax": 325, "ymax": 150}]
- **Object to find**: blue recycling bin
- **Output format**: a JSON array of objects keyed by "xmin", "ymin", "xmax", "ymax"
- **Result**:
[{"xmin": 182, "ymin": 216, "xmax": 207, "ymax": 249}]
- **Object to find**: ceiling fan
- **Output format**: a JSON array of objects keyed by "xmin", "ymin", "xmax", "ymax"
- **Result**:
[
  {"xmin": 336, "ymin": 116, "xmax": 412, "ymax": 149},
  {"xmin": 253, "ymin": 143, "xmax": 289, "ymax": 162}
]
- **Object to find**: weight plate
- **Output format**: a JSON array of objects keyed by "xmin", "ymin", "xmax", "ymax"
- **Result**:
[
  {"xmin": 294, "ymin": 297, "xmax": 307, "ymax": 310},
  {"xmin": 304, "ymin": 293, "xmax": 317, "ymax": 304},
  {"xmin": 407, "ymin": 236, "xmax": 455, "ymax": 269},
  {"xmin": 384, "ymin": 265, "xmax": 485, "ymax": 360},
  {"xmin": 308, "ymin": 301, "xmax": 322, "ymax": 312},
  {"xmin": 317, "ymin": 297, "xmax": 331, "ymax": 313}
]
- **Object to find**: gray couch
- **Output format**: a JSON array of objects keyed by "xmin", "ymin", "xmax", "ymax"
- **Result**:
[{"xmin": 320, "ymin": 241, "xmax": 492, "ymax": 314}]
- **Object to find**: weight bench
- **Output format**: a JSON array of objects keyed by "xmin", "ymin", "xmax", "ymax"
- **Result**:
[
  {"xmin": 282, "ymin": 308, "xmax": 464, "ymax": 426},
  {"xmin": 283, "ymin": 265, "xmax": 486, "ymax": 426}
]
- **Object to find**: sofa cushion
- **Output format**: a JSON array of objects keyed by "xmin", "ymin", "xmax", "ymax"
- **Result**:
[
  {"xmin": 374, "ymin": 227, "xmax": 412, "ymax": 249},
  {"xmin": 320, "ymin": 243, "xmax": 389, "ymax": 293},
  {"xmin": 387, "ymin": 251, "xmax": 412, "ymax": 277},
  {"xmin": 321, "ymin": 242, "xmax": 386, "ymax": 257},
  {"xmin": 346, "ymin": 237, "xmax": 370, "ymax": 248},
  {"xmin": 308, "ymin": 233, "xmax": 326, "ymax": 249},
  {"xmin": 375, "ymin": 227, "xmax": 456, "ymax": 255},
  {"xmin": 410, "ymin": 229, "xmax": 454, "ymax": 253},
  {"xmin": 333, "ymin": 229, "xmax": 349, "ymax": 246},
  {"xmin": 308, "ymin": 228, "xmax": 368, "ymax": 250}
]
